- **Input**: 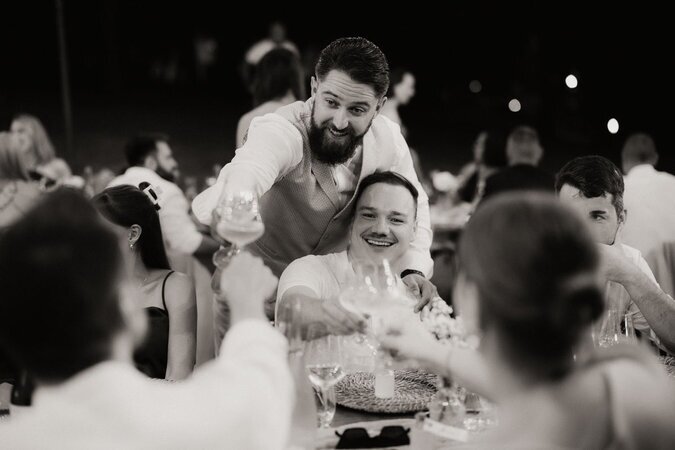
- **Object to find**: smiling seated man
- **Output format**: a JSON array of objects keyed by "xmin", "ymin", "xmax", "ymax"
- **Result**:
[
  {"xmin": 275, "ymin": 171, "xmax": 439, "ymax": 342},
  {"xmin": 556, "ymin": 155, "xmax": 675, "ymax": 355}
]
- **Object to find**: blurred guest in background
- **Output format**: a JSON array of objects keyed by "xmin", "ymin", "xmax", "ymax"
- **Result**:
[
  {"xmin": 236, "ymin": 47, "xmax": 305, "ymax": 147},
  {"xmin": 0, "ymin": 132, "xmax": 43, "ymax": 229},
  {"xmin": 10, "ymin": 114, "xmax": 72, "ymax": 187},
  {"xmin": 457, "ymin": 129, "xmax": 507, "ymax": 205},
  {"xmin": 482, "ymin": 125, "xmax": 554, "ymax": 200},
  {"xmin": 381, "ymin": 68, "xmax": 427, "ymax": 190},
  {"xmin": 620, "ymin": 133, "xmax": 675, "ymax": 257},
  {"xmin": 381, "ymin": 68, "xmax": 416, "ymax": 139},
  {"xmin": 556, "ymin": 156, "xmax": 675, "ymax": 354},
  {"xmin": 381, "ymin": 193, "xmax": 675, "ymax": 448},
  {"xmin": 94, "ymin": 185, "xmax": 196, "ymax": 380},
  {"xmin": 109, "ymin": 134, "xmax": 220, "ymax": 261},
  {"xmin": 0, "ymin": 189, "xmax": 291, "ymax": 449},
  {"xmin": 241, "ymin": 21, "xmax": 300, "ymax": 93}
]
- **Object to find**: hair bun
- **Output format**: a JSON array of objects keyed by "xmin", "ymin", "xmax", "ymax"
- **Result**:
[{"xmin": 548, "ymin": 273, "xmax": 604, "ymax": 336}]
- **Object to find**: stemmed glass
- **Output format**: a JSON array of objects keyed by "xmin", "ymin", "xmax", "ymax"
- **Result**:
[
  {"xmin": 593, "ymin": 308, "xmax": 637, "ymax": 348},
  {"xmin": 305, "ymin": 335, "xmax": 345, "ymax": 428},
  {"xmin": 212, "ymin": 190, "xmax": 265, "ymax": 270}
]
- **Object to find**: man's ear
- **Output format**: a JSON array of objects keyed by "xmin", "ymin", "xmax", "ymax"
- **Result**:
[
  {"xmin": 311, "ymin": 76, "xmax": 318, "ymax": 96},
  {"xmin": 619, "ymin": 208, "xmax": 627, "ymax": 225},
  {"xmin": 376, "ymin": 96, "xmax": 387, "ymax": 113},
  {"xmin": 144, "ymin": 155, "xmax": 158, "ymax": 170}
]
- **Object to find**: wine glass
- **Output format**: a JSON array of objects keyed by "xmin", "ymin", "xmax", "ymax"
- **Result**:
[
  {"xmin": 212, "ymin": 190, "xmax": 265, "ymax": 269},
  {"xmin": 305, "ymin": 335, "xmax": 345, "ymax": 428}
]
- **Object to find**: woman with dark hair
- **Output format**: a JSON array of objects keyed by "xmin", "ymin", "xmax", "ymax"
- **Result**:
[
  {"xmin": 236, "ymin": 47, "xmax": 305, "ymax": 147},
  {"xmin": 93, "ymin": 185, "xmax": 196, "ymax": 380},
  {"xmin": 381, "ymin": 193, "xmax": 675, "ymax": 448}
]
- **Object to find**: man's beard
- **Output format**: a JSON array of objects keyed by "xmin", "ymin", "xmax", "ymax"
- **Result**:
[
  {"xmin": 308, "ymin": 109, "xmax": 371, "ymax": 165},
  {"xmin": 156, "ymin": 165, "xmax": 177, "ymax": 183}
]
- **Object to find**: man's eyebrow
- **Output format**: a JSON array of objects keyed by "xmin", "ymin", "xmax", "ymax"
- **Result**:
[{"xmin": 322, "ymin": 91, "xmax": 371, "ymax": 107}]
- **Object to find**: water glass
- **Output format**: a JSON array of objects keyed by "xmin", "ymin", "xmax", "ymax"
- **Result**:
[{"xmin": 305, "ymin": 335, "xmax": 345, "ymax": 428}]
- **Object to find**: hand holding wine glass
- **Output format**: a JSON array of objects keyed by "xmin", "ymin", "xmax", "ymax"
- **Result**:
[{"xmin": 211, "ymin": 190, "xmax": 265, "ymax": 270}]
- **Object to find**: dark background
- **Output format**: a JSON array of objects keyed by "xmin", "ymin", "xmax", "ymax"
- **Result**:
[{"xmin": 1, "ymin": 1, "xmax": 672, "ymax": 180}]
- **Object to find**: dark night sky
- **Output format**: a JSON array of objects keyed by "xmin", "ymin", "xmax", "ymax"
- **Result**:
[{"xmin": 1, "ymin": 1, "xmax": 672, "ymax": 175}]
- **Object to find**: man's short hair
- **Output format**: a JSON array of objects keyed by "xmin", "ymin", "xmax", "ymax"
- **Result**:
[
  {"xmin": 506, "ymin": 125, "xmax": 542, "ymax": 165},
  {"xmin": 622, "ymin": 133, "xmax": 658, "ymax": 165},
  {"xmin": 0, "ymin": 189, "xmax": 126, "ymax": 382},
  {"xmin": 555, "ymin": 155, "xmax": 624, "ymax": 216},
  {"xmin": 124, "ymin": 133, "xmax": 168, "ymax": 167},
  {"xmin": 315, "ymin": 37, "xmax": 389, "ymax": 98},
  {"xmin": 353, "ymin": 171, "xmax": 418, "ymax": 217}
]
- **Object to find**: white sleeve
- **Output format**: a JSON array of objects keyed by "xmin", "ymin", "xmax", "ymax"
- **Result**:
[
  {"xmin": 277, "ymin": 256, "xmax": 326, "ymax": 302},
  {"xmin": 191, "ymin": 113, "xmax": 303, "ymax": 224},
  {"xmin": 168, "ymin": 320, "xmax": 293, "ymax": 449},
  {"xmin": 389, "ymin": 124, "xmax": 434, "ymax": 276},
  {"xmin": 160, "ymin": 187, "xmax": 203, "ymax": 254}
]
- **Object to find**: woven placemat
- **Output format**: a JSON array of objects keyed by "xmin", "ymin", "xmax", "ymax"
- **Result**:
[{"xmin": 335, "ymin": 369, "xmax": 438, "ymax": 413}]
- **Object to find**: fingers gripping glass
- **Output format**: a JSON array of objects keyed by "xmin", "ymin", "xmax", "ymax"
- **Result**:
[{"xmin": 335, "ymin": 425, "xmax": 410, "ymax": 448}]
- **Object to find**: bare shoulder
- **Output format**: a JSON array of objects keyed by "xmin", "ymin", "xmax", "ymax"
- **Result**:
[{"xmin": 164, "ymin": 271, "xmax": 195, "ymax": 309}]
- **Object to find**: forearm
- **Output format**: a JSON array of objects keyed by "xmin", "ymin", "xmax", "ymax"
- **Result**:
[
  {"xmin": 166, "ymin": 334, "xmax": 196, "ymax": 381},
  {"xmin": 277, "ymin": 294, "xmax": 330, "ymax": 340},
  {"xmin": 420, "ymin": 344, "xmax": 494, "ymax": 400},
  {"xmin": 623, "ymin": 271, "xmax": 675, "ymax": 351}
]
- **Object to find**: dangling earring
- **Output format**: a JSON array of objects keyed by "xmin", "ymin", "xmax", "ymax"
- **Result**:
[{"xmin": 129, "ymin": 241, "xmax": 135, "ymax": 250}]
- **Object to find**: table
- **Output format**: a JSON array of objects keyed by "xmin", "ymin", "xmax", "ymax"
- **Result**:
[{"xmin": 333, "ymin": 405, "xmax": 414, "ymax": 428}]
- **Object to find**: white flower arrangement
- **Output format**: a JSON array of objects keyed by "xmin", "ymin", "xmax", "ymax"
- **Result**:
[{"xmin": 420, "ymin": 298, "xmax": 479, "ymax": 350}]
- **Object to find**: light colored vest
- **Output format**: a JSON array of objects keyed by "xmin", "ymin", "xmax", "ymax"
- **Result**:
[{"xmin": 249, "ymin": 99, "xmax": 398, "ymax": 277}]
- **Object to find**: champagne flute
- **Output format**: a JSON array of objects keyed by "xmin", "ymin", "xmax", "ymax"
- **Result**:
[
  {"xmin": 305, "ymin": 335, "xmax": 345, "ymax": 428},
  {"xmin": 212, "ymin": 190, "xmax": 265, "ymax": 269}
]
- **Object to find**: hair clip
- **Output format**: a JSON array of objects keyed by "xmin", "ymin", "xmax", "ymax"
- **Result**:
[{"xmin": 139, "ymin": 182, "xmax": 161, "ymax": 211}]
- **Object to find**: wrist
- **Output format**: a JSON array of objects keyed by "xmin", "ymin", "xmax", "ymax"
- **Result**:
[{"xmin": 401, "ymin": 269, "xmax": 425, "ymax": 279}]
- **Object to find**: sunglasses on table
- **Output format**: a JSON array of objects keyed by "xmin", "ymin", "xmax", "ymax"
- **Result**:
[{"xmin": 335, "ymin": 425, "xmax": 410, "ymax": 448}]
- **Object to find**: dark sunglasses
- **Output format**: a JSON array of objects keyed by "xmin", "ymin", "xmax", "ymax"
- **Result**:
[{"xmin": 335, "ymin": 425, "xmax": 410, "ymax": 448}]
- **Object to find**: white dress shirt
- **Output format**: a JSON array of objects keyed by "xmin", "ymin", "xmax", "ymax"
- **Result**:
[
  {"xmin": 621, "ymin": 164, "xmax": 675, "ymax": 256},
  {"xmin": 109, "ymin": 167, "xmax": 203, "ymax": 255},
  {"xmin": 1, "ymin": 320, "xmax": 293, "ymax": 450},
  {"xmin": 192, "ymin": 105, "xmax": 433, "ymax": 276}
]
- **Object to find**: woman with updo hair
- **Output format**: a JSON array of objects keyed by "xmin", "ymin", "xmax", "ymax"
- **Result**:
[
  {"xmin": 93, "ymin": 185, "xmax": 196, "ymax": 380},
  {"xmin": 382, "ymin": 193, "xmax": 675, "ymax": 448}
]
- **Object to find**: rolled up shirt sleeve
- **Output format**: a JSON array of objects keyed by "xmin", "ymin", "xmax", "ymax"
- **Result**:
[{"xmin": 192, "ymin": 114, "xmax": 303, "ymax": 224}]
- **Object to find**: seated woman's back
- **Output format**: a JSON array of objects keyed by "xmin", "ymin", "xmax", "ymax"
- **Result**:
[{"xmin": 482, "ymin": 345, "xmax": 675, "ymax": 449}]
